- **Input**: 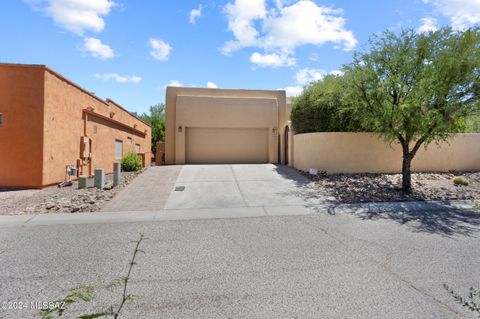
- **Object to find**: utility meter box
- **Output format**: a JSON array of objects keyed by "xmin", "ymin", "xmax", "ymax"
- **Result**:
[
  {"xmin": 80, "ymin": 136, "xmax": 91, "ymax": 158},
  {"xmin": 67, "ymin": 165, "xmax": 77, "ymax": 176}
]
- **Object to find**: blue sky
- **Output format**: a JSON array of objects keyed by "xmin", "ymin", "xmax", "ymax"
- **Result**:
[{"xmin": 1, "ymin": 0, "xmax": 479, "ymax": 114}]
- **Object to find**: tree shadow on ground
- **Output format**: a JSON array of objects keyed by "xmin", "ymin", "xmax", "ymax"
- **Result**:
[
  {"xmin": 272, "ymin": 165, "xmax": 338, "ymax": 205},
  {"xmin": 355, "ymin": 206, "xmax": 480, "ymax": 238},
  {"xmin": 273, "ymin": 165, "xmax": 480, "ymax": 238},
  {"xmin": 273, "ymin": 165, "xmax": 311, "ymax": 185}
]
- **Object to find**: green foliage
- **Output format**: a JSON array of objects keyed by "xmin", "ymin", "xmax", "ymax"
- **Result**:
[
  {"xmin": 453, "ymin": 176, "xmax": 469, "ymax": 186},
  {"xmin": 343, "ymin": 27, "xmax": 480, "ymax": 192},
  {"xmin": 138, "ymin": 103, "xmax": 165, "ymax": 153},
  {"xmin": 121, "ymin": 152, "xmax": 142, "ymax": 172},
  {"xmin": 465, "ymin": 114, "xmax": 480, "ymax": 132},
  {"xmin": 39, "ymin": 233, "xmax": 146, "ymax": 319},
  {"xmin": 291, "ymin": 75, "xmax": 363, "ymax": 133},
  {"xmin": 443, "ymin": 284, "xmax": 480, "ymax": 315}
]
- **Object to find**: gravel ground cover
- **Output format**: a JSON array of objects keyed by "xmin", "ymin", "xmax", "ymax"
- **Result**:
[
  {"xmin": 306, "ymin": 171, "xmax": 480, "ymax": 203},
  {"xmin": 0, "ymin": 169, "xmax": 146, "ymax": 215}
]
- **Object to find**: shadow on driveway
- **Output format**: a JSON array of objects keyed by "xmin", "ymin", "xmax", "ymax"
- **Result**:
[
  {"xmin": 273, "ymin": 165, "xmax": 311, "ymax": 184},
  {"xmin": 273, "ymin": 165, "xmax": 337, "ymax": 205}
]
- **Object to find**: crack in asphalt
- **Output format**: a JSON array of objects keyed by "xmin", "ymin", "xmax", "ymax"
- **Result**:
[{"xmin": 299, "ymin": 216, "xmax": 463, "ymax": 318}]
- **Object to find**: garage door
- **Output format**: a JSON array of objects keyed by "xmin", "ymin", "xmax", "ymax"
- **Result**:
[{"xmin": 186, "ymin": 127, "xmax": 268, "ymax": 164}]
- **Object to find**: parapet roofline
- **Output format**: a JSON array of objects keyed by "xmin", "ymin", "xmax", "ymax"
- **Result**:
[
  {"xmin": 166, "ymin": 86, "xmax": 287, "ymax": 95},
  {"xmin": 0, "ymin": 63, "xmax": 150, "ymax": 128}
]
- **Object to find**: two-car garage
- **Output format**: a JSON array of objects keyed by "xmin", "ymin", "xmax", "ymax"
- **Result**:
[
  {"xmin": 185, "ymin": 127, "xmax": 269, "ymax": 164},
  {"xmin": 165, "ymin": 87, "xmax": 288, "ymax": 165}
]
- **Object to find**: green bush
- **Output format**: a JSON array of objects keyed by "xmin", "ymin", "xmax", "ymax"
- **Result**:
[
  {"xmin": 465, "ymin": 114, "xmax": 480, "ymax": 133},
  {"xmin": 453, "ymin": 176, "xmax": 469, "ymax": 186},
  {"xmin": 121, "ymin": 151, "xmax": 142, "ymax": 172},
  {"xmin": 291, "ymin": 74, "xmax": 362, "ymax": 133}
]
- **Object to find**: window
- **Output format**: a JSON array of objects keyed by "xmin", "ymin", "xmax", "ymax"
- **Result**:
[
  {"xmin": 115, "ymin": 139, "xmax": 123, "ymax": 158},
  {"xmin": 135, "ymin": 144, "xmax": 140, "ymax": 153},
  {"xmin": 127, "ymin": 137, "xmax": 132, "ymax": 144}
]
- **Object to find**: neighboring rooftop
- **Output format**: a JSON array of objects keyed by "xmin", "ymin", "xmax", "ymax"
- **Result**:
[{"xmin": 0, "ymin": 63, "xmax": 150, "ymax": 127}]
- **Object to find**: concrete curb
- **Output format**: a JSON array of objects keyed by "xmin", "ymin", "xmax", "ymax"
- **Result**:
[
  {"xmin": 328, "ymin": 200, "xmax": 476, "ymax": 215},
  {"xmin": 0, "ymin": 200, "xmax": 476, "ymax": 229}
]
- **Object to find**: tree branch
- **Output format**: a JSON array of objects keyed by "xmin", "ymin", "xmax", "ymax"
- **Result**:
[{"xmin": 411, "ymin": 126, "xmax": 435, "ymax": 157}]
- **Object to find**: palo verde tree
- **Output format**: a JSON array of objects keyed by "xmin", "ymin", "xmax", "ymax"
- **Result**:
[{"xmin": 344, "ymin": 27, "xmax": 480, "ymax": 192}]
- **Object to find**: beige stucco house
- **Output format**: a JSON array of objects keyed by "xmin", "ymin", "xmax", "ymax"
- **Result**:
[
  {"xmin": 164, "ymin": 86, "xmax": 480, "ymax": 174},
  {"xmin": 165, "ymin": 87, "xmax": 292, "ymax": 165}
]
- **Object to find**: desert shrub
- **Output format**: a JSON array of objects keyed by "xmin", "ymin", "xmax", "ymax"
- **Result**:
[
  {"xmin": 291, "ymin": 74, "xmax": 362, "ymax": 133},
  {"xmin": 121, "ymin": 151, "xmax": 142, "ymax": 172},
  {"xmin": 453, "ymin": 176, "xmax": 469, "ymax": 186}
]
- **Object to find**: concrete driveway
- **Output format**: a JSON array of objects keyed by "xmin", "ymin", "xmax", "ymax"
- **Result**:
[{"xmin": 103, "ymin": 164, "xmax": 331, "ymax": 213}]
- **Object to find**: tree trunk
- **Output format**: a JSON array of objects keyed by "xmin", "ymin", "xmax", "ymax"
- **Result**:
[
  {"xmin": 399, "ymin": 132, "xmax": 430, "ymax": 193},
  {"xmin": 402, "ymin": 153, "xmax": 413, "ymax": 193}
]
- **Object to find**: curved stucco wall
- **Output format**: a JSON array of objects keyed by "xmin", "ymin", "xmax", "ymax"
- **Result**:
[{"xmin": 293, "ymin": 132, "xmax": 480, "ymax": 174}]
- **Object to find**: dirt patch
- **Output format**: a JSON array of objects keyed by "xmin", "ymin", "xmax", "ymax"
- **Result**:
[
  {"xmin": 0, "ymin": 169, "xmax": 146, "ymax": 215},
  {"xmin": 305, "ymin": 171, "xmax": 480, "ymax": 203}
]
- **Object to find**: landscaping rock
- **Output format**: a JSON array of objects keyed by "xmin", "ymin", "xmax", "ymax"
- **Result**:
[
  {"xmin": 302, "ymin": 171, "xmax": 480, "ymax": 204},
  {"xmin": 1, "ymin": 168, "xmax": 147, "ymax": 215}
]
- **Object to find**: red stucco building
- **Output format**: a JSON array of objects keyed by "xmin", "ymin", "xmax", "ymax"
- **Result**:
[{"xmin": 0, "ymin": 63, "xmax": 151, "ymax": 188}]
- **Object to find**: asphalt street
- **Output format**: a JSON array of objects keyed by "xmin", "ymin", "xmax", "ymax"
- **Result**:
[{"xmin": 1, "ymin": 208, "xmax": 479, "ymax": 318}]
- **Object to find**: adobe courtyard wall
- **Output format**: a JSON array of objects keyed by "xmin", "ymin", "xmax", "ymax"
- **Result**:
[{"xmin": 293, "ymin": 132, "xmax": 480, "ymax": 174}]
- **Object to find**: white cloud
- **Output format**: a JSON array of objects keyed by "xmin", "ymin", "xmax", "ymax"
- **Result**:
[
  {"xmin": 418, "ymin": 17, "xmax": 438, "ymax": 32},
  {"xmin": 330, "ymin": 69, "xmax": 344, "ymax": 76},
  {"xmin": 294, "ymin": 68, "xmax": 343, "ymax": 86},
  {"xmin": 250, "ymin": 52, "xmax": 296, "ymax": 68},
  {"xmin": 94, "ymin": 73, "xmax": 141, "ymax": 83},
  {"xmin": 222, "ymin": 0, "xmax": 267, "ymax": 54},
  {"xmin": 189, "ymin": 5, "xmax": 203, "ymax": 24},
  {"xmin": 165, "ymin": 80, "xmax": 183, "ymax": 88},
  {"xmin": 283, "ymin": 86, "xmax": 304, "ymax": 97},
  {"xmin": 149, "ymin": 38, "xmax": 172, "ymax": 61},
  {"xmin": 423, "ymin": 0, "xmax": 480, "ymax": 29},
  {"xmin": 206, "ymin": 81, "xmax": 218, "ymax": 88},
  {"xmin": 222, "ymin": 0, "xmax": 356, "ymax": 67},
  {"xmin": 30, "ymin": 0, "xmax": 116, "ymax": 35},
  {"xmin": 282, "ymin": 68, "xmax": 343, "ymax": 97},
  {"xmin": 82, "ymin": 37, "xmax": 114, "ymax": 59},
  {"xmin": 262, "ymin": 1, "xmax": 357, "ymax": 51},
  {"xmin": 295, "ymin": 68, "xmax": 325, "ymax": 86}
]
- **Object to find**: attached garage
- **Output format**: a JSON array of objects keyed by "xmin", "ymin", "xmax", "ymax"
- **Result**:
[
  {"xmin": 165, "ymin": 87, "xmax": 289, "ymax": 165},
  {"xmin": 185, "ymin": 127, "xmax": 269, "ymax": 164}
]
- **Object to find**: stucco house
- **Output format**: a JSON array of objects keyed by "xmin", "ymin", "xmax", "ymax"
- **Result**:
[
  {"xmin": 164, "ymin": 86, "xmax": 480, "ymax": 174},
  {"xmin": 0, "ymin": 63, "xmax": 151, "ymax": 189},
  {"xmin": 165, "ymin": 87, "xmax": 293, "ymax": 165}
]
